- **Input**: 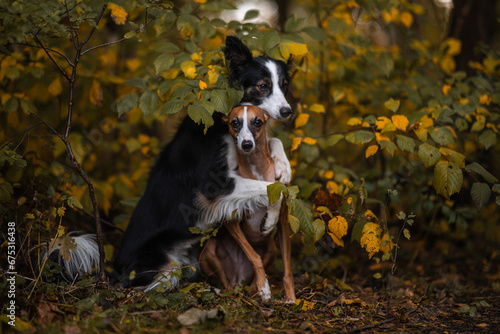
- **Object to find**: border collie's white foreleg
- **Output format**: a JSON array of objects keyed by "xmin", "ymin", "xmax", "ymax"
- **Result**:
[{"xmin": 269, "ymin": 137, "xmax": 291, "ymax": 184}]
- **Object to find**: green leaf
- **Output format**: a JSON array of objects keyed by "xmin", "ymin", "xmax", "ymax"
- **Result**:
[
  {"xmin": 403, "ymin": 228, "xmax": 411, "ymax": 240},
  {"xmin": 379, "ymin": 53, "xmax": 394, "ymax": 78},
  {"xmin": 384, "ymin": 98, "xmax": 400, "ymax": 112},
  {"xmin": 312, "ymin": 219, "xmax": 325, "ymax": 243},
  {"xmin": 187, "ymin": 104, "xmax": 214, "ymax": 129},
  {"xmin": 284, "ymin": 15, "xmax": 306, "ymax": 33},
  {"xmin": 125, "ymin": 78, "xmax": 148, "ymax": 90},
  {"xmin": 471, "ymin": 182, "xmax": 491, "ymax": 209},
  {"xmin": 418, "ymin": 143, "xmax": 441, "ymax": 168},
  {"xmin": 244, "ymin": 9, "xmax": 259, "ymax": 21},
  {"xmin": 465, "ymin": 162, "xmax": 498, "ymax": 184},
  {"xmin": 267, "ymin": 182, "xmax": 288, "ymax": 204},
  {"xmin": 161, "ymin": 99, "xmax": 186, "ymax": 115},
  {"xmin": 291, "ymin": 198, "xmax": 313, "ymax": 232},
  {"xmin": 302, "ymin": 27, "xmax": 327, "ymax": 41},
  {"xmin": 493, "ymin": 184, "xmax": 500, "ymax": 194},
  {"xmin": 67, "ymin": 196, "xmax": 83, "ymax": 210},
  {"xmin": 326, "ymin": 134, "xmax": 344, "ymax": 147},
  {"xmin": 289, "ymin": 214, "xmax": 300, "ymax": 234},
  {"xmin": 154, "ymin": 53, "xmax": 175, "ymax": 74},
  {"xmin": 117, "ymin": 94, "xmax": 138, "ymax": 117},
  {"xmin": 379, "ymin": 140, "xmax": 397, "ymax": 157},
  {"xmin": 139, "ymin": 90, "xmax": 160, "ymax": 116},
  {"xmin": 439, "ymin": 147, "xmax": 465, "ymax": 168},
  {"xmin": 345, "ymin": 130, "xmax": 374, "ymax": 144},
  {"xmin": 396, "ymin": 135, "xmax": 415, "ymax": 153},
  {"xmin": 154, "ymin": 42, "xmax": 181, "ymax": 53},
  {"xmin": 429, "ymin": 127, "xmax": 455, "ymax": 146},
  {"xmin": 210, "ymin": 89, "xmax": 229, "ymax": 114},
  {"xmin": 479, "ymin": 129, "xmax": 497, "ymax": 150},
  {"xmin": 433, "ymin": 161, "xmax": 463, "ymax": 198}
]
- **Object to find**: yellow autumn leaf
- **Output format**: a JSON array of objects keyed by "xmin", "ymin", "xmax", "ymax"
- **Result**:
[
  {"xmin": 280, "ymin": 42, "xmax": 308, "ymax": 59},
  {"xmin": 347, "ymin": 117, "xmax": 363, "ymax": 126},
  {"xmin": 375, "ymin": 132, "xmax": 391, "ymax": 143},
  {"xmin": 89, "ymin": 79, "xmax": 103, "ymax": 106},
  {"xmin": 365, "ymin": 145, "xmax": 379, "ymax": 158},
  {"xmin": 441, "ymin": 38, "xmax": 461, "ymax": 56},
  {"xmin": 194, "ymin": 0, "xmax": 207, "ymax": 3},
  {"xmin": 360, "ymin": 222, "xmax": 382, "ymax": 259},
  {"xmin": 442, "ymin": 84, "xmax": 452, "ymax": 96},
  {"xmin": 109, "ymin": 3, "xmax": 128, "ymax": 25},
  {"xmin": 380, "ymin": 233, "xmax": 394, "ymax": 254},
  {"xmin": 421, "ymin": 115, "xmax": 434, "ymax": 128},
  {"xmin": 364, "ymin": 210, "xmax": 379, "ymax": 223},
  {"xmin": 326, "ymin": 181, "xmax": 339, "ymax": 194},
  {"xmin": 391, "ymin": 115, "xmax": 409, "ymax": 131},
  {"xmin": 323, "ymin": 170, "xmax": 334, "ymax": 179},
  {"xmin": 399, "ymin": 11, "xmax": 413, "ymax": 28},
  {"xmin": 181, "ymin": 61, "xmax": 197, "ymax": 79},
  {"xmin": 295, "ymin": 299, "xmax": 315, "ymax": 311},
  {"xmin": 328, "ymin": 216, "xmax": 348, "ymax": 247},
  {"xmin": 440, "ymin": 56, "xmax": 456, "ymax": 75},
  {"xmin": 375, "ymin": 116, "xmax": 391, "ymax": 130},
  {"xmin": 191, "ymin": 52, "xmax": 202, "ymax": 63},
  {"xmin": 309, "ymin": 103, "xmax": 325, "ymax": 113},
  {"xmin": 479, "ymin": 94, "xmax": 491, "ymax": 105},
  {"xmin": 48, "ymin": 77, "xmax": 62, "ymax": 96},
  {"xmin": 199, "ymin": 80, "xmax": 208, "ymax": 90},
  {"xmin": 303, "ymin": 137, "xmax": 317, "ymax": 145},
  {"xmin": 138, "ymin": 134, "xmax": 150, "ymax": 144},
  {"xmin": 295, "ymin": 113, "xmax": 309, "ymax": 128},
  {"xmin": 291, "ymin": 137, "xmax": 302, "ymax": 152}
]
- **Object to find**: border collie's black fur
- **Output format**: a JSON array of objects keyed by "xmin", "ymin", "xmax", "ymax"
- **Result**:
[{"xmin": 54, "ymin": 36, "xmax": 293, "ymax": 290}]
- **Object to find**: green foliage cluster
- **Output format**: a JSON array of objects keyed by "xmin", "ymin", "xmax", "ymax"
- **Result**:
[{"xmin": 1, "ymin": 0, "xmax": 500, "ymax": 289}]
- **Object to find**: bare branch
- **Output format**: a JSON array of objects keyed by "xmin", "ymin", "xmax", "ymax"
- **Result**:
[
  {"xmin": 11, "ymin": 41, "xmax": 74, "ymax": 67},
  {"xmin": 31, "ymin": 34, "xmax": 71, "ymax": 81},
  {"xmin": 0, "ymin": 121, "xmax": 44, "ymax": 151},
  {"xmin": 81, "ymin": 9, "xmax": 159, "ymax": 56}
]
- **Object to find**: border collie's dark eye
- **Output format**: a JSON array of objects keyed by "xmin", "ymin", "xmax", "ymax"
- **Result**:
[
  {"xmin": 258, "ymin": 83, "xmax": 268, "ymax": 90},
  {"xmin": 230, "ymin": 119, "xmax": 240, "ymax": 128},
  {"xmin": 253, "ymin": 119, "xmax": 263, "ymax": 128}
]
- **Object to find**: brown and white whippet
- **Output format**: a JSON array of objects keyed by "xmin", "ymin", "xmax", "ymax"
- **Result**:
[{"xmin": 199, "ymin": 105, "xmax": 296, "ymax": 302}]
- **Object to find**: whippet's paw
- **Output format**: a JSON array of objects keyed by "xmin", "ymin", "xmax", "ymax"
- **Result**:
[{"xmin": 259, "ymin": 279, "xmax": 272, "ymax": 302}]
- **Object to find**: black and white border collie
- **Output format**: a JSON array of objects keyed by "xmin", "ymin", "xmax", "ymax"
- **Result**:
[{"xmin": 60, "ymin": 36, "xmax": 293, "ymax": 290}]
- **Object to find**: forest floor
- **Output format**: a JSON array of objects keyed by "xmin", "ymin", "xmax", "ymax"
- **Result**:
[{"xmin": 2, "ymin": 236, "xmax": 500, "ymax": 333}]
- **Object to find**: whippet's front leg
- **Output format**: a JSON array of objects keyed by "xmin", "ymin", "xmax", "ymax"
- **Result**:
[
  {"xmin": 278, "ymin": 201, "xmax": 296, "ymax": 303},
  {"xmin": 225, "ymin": 220, "xmax": 271, "ymax": 302}
]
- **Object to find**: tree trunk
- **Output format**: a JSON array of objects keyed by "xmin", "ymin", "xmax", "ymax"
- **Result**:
[{"xmin": 448, "ymin": 0, "xmax": 498, "ymax": 74}]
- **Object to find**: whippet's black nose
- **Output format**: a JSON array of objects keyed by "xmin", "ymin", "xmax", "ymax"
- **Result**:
[
  {"xmin": 241, "ymin": 140, "xmax": 254, "ymax": 152},
  {"xmin": 279, "ymin": 107, "xmax": 292, "ymax": 118}
]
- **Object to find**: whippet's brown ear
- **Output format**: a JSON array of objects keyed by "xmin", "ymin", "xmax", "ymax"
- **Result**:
[{"xmin": 222, "ymin": 115, "xmax": 229, "ymax": 124}]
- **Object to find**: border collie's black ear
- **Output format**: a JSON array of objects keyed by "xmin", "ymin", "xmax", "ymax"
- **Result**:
[
  {"xmin": 287, "ymin": 55, "xmax": 294, "ymax": 71},
  {"xmin": 224, "ymin": 36, "xmax": 253, "ymax": 86}
]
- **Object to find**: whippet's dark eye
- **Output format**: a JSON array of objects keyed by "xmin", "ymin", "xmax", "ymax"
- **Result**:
[
  {"xmin": 253, "ymin": 119, "xmax": 263, "ymax": 128},
  {"xmin": 230, "ymin": 119, "xmax": 240, "ymax": 128}
]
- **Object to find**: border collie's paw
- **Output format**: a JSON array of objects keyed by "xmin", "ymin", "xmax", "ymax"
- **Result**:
[{"xmin": 269, "ymin": 138, "xmax": 292, "ymax": 184}]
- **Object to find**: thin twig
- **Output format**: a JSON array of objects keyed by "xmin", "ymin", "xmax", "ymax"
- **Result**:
[
  {"xmin": 31, "ymin": 34, "xmax": 71, "ymax": 81},
  {"xmin": 81, "ymin": 9, "xmax": 159, "ymax": 56},
  {"xmin": 10, "ymin": 42, "xmax": 74, "ymax": 67},
  {"xmin": 0, "ymin": 121, "xmax": 44, "ymax": 151}
]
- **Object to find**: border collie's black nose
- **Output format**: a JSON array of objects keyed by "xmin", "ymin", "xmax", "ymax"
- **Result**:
[
  {"xmin": 280, "ymin": 107, "xmax": 292, "ymax": 118},
  {"xmin": 242, "ymin": 140, "xmax": 254, "ymax": 151}
]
